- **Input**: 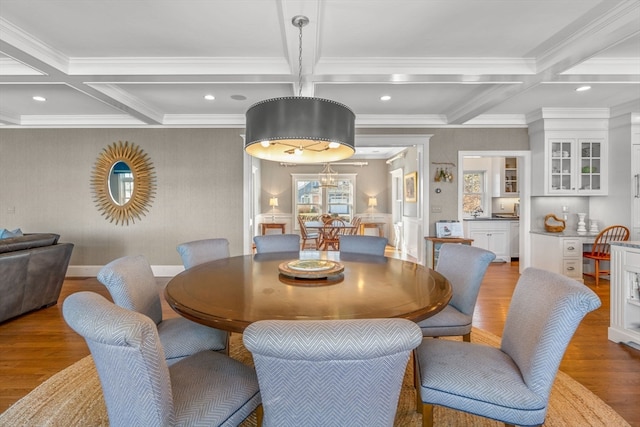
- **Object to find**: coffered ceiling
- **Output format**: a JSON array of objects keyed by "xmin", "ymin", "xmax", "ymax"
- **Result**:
[{"xmin": 0, "ymin": 0, "xmax": 639, "ymax": 129}]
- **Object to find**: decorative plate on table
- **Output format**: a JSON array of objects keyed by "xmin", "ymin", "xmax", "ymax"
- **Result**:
[{"xmin": 278, "ymin": 259, "xmax": 344, "ymax": 280}]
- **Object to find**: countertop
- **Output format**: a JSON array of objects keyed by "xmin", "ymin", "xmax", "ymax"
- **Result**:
[
  {"xmin": 530, "ymin": 230, "xmax": 599, "ymax": 238},
  {"xmin": 610, "ymin": 241, "xmax": 640, "ymax": 249},
  {"xmin": 464, "ymin": 216, "xmax": 519, "ymax": 221}
]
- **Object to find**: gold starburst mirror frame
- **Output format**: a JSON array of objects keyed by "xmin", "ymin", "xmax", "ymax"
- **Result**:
[{"xmin": 91, "ymin": 141, "xmax": 156, "ymax": 225}]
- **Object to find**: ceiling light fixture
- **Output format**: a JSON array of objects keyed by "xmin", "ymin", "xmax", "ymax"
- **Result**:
[
  {"xmin": 576, "ymin": 86, "xmax": 591, "ymax": 92},
  {"xmin": 32, "ymin": 96, "xmax": 46, "ymax": 102},
  {"xmin": 318, "ymin": 163, "xmax": 338, "ymax": 188},
  {"xmin": 204, "ymin": 94, "xmax": 215, "ymax": 100},
  {"xmin": 380, "ymin": 95, "xmax": 391, "ymax": 101},
  {"xmin": 244, "ymin": 15, "xmax": 355, "ymax": 164}
]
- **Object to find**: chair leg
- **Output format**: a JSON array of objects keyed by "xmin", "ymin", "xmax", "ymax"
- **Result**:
[
  {"xmin": 256, "ymin": 404, "xmax": 264, "ymax": 426},
  {"xmin": 462, "ymin": 332, "xmax": 471, "ymax": 342},
  {"xmin": 421, "ymin": 402, "xmax": 434, "ymax": 427},
  {"xmin": 594, "ymin": 260, "xmax": 600, "ymax": 288}
]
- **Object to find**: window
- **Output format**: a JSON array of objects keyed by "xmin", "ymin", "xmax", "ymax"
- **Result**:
[
  {"xmin": 293, "ymin": 174, "xmax": 356, "ymax": 228},
  {"xmin": 463, "ymin": 171, "xmax": 486, "ymax": 216}
]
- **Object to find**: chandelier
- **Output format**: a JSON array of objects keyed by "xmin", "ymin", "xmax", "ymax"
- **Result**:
[
  {"xmin": 244, "ymin": 15, "xmax": 355, "ymax": 164},
  {"xmin": 318, "ymin": 163, "xmax": 338, "ymax": 188}
]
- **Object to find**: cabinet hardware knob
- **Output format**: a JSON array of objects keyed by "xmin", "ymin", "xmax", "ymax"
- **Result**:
[
  {"xmin": 567, "ymin": 267, "xmax": 575, "ymax": 271},
  {"xmin": 567, "ymin": 246, "xmax": 575, "ymax": 250}
]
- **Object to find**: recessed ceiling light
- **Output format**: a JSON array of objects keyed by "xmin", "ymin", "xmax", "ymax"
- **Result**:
[
  {"xmin": 231, "ymin": 94, "xmax": 247, "ymax": 101},
  {"xmin": 32, "ymin": 96, "xmax": 46, "ymax": 102},
  {"xmin": 204, "ymin": 94, "xmax": 215, "ymax": 101},
  {"xmin": 380, "ymin": 95, "xmax": 391, "ymax": 101},
  {"xmin": 576, "ymin": 86, "xmax": 591, "ymax": 92}
]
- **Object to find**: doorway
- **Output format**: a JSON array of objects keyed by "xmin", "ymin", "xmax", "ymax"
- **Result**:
[{"xmin": 458, "ymin": 150, "xmax": 531, "ymax": 273}]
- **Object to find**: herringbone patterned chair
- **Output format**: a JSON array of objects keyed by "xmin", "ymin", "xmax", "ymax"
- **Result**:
[
  {"xmin": 243, "ymin": 318, "xmax": 422, "ymax": 427},
  {"xmin": 415, "ymin": 267, "xmax": 601, "ymax": 427},
  {"xmin": 177, "ymin": 237, "xmax": 230, "ymax": 269},
  {"xmin": 97, "ymin": 254, "xmax": 228, "ymax": 364},
  {"xmin": 339, "ymin": 235, "xmax": 388, "ymax": 256},
  {"xmin": 417, "ymin": 243, "xmax": 496, "ymax": 341},
  {"xmin": 63, "ymin": 292, "xmax": 261, "ymax": 427},
  {"xmin": 253, "ymin": 234, "xmax": 300, "ymax": 253}
]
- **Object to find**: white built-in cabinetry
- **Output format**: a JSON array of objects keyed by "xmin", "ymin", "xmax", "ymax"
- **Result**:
[
  {"xmin": 633, "ymin": 143, "xmax": 640, "ymax": 241},
  {"xmin": 609, "ymin": 243, "xmax": 640, "ymax": 348},
  {"xmin": 465, "ymin": 220, "xmax": 510, "ymax": 262},
  {"xmin": 510, "ymin": 221, "xmax": 519, "ymax": 258},
  {"xmin": 492, "ymin": 157, "xmax": 519, "ymax": 197},
  {"xmin": 528, "ymin": 110, "xmax": 609, "ymax": 197},
  {"xmin": 530, "ymin": 232, "xmax": 587, "ymax": 281}
]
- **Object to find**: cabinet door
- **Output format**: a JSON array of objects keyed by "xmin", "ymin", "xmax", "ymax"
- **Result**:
[
  {"xmin": 488, "ymin": 230, "xmax": 509, "ymax": 259},
  {"xmin": 503, "ymin": 157, "xmax": 518, "ymax": 195},
  {"xmin": 549, "ymin": 139, "xmax": 575, "ymax": 194},
  {"xmin": 469, "ymin": 231, "xmax": 490, "ymax": 251},
  {"xmin": 510, "ymin": 222, "xmax": 519, "ymax": 257},
  {"xmin": 577, "ymin": 138, "xmax": 605, "ymax": 194}
]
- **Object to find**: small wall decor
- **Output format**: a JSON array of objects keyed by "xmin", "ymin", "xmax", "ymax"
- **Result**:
[
  {"xmin": 404, "ymin": 171, "xmax": 418, "ymax": 202},
  {"xmin": 432, "ymin": 162, "xmax": 455, "ymax": 182},
  {"xmin": 91, "ymin": 141, "xmax": 156, "ymax": 225}
]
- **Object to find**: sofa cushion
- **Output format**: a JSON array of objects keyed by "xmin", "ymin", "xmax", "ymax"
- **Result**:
[{"xmin": 0, "ymin": 233, "xmax": 60, "ymax": 254}]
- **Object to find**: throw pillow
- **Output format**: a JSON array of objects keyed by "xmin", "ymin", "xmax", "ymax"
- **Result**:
[{"xmin": 0, "ymin": 228, "xmax": 23, "ymax": 239}]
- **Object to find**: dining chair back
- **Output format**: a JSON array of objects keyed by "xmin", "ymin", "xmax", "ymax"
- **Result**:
[
  {"xmin": 176, "ymin": 237, "xmax": 229, "ymax": 269},
  {"xmin": 417, "ymin": 243, "xmax": 496, "ymax": 341},
  {"xmin": 97, "ymin": 254, "xmax": 227, "ymax": 363},
  {"xmin": 253, "ymin": 234, "xmax": 301, "ymax": 253},
  {"xmin": 339, "ymin": 235, "xmax": 388, "ymax": 256},
  {"xmin": 63, "ymin": 292, "xmax": 261, "ymax": 427},
  {"xmin": 415, "ymin": 267, "xmax": 601, "ymax": 427},
  {"xmin": 243, "ymin": 318, "xmax": 422, "ymax": 427},
  {"xmin": 583, "ymin": 224, "xmax": 630, "ymax": 287},
  {"xmin": 349, "ymin": 216, "xmax": 362, "ymax": 235},
  {"xmin": 297, "ymin": 216, "xmax": 319, "ymax": 250}
]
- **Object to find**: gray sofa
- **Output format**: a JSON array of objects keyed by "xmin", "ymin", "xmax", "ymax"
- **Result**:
[{"xmin": 0, "ymin": 233, "xmax": 73, "ymax": 323}]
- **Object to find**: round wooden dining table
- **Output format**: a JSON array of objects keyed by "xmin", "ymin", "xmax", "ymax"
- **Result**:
[{"xmin": 165, "ymin": 251, "xmax": 452, "ymax": 333}]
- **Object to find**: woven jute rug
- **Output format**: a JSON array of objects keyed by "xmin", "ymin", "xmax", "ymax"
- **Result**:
[{"xmin": 0, "ymin": 327, "xmax": 629, "ymax": 427}]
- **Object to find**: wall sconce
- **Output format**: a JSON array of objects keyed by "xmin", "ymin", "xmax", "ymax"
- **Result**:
[
  {"xmin": 269, "ymin": 197, "xmax": 279, "ymax": 222},
  {"xmin": 368, "ymin": 197, "xmax": 378, "ymax": 218}
]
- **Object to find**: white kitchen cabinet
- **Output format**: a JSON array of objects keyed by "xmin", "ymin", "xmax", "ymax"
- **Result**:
[
  {"xmin": 608, "ymin": 243, "xmax": 640, "ymax": 348},
  {"xmin": 492, "ymin": 157, "xmax": 519, "ymax": 197},
  {"xmin": 529, "ymin": 112, "xmax": 609, "ymax": 197},
  {"xmin": 530, "ymin": 233, "xmax": 586, "ymax": 281},
  {"xmin": 510, "ymin": 221, "xmax": 519, "ymax": 258},
  {"xmin": 465, "ymin": 220, "xmax": 510, "ymax": 262},
  {"xmin": 533, "ymin": 137, "xmax": 607, "ymax": 196}
]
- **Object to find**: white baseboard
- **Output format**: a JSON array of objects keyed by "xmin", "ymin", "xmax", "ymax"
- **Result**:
[{"xmin": 66, "ymin": 265, "xmax": 184, "ymax": 278}]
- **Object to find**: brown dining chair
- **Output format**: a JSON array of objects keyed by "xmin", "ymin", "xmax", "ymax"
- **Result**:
[
  {"xmin": 322, "ymin": 218, "xmax": 347, "ymax": 250},
  {"xmin": 583, "ymin": 225, "xmax": 630, "ymax": 287},
  {"xmin": 298, "ymin": 216, "xmax": 319, "ymax": 250},
  {"xmin": 349, "ymin": 216, "xmax": 362, "ymax": 235}
]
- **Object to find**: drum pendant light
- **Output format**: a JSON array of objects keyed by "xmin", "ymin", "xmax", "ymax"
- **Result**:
[{"xmin": 245, "ymin": 15, "xmax": 355, "ymax": 164}]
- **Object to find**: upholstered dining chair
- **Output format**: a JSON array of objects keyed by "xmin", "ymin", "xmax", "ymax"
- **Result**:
[
  {"xmin": 176, "ymin": 237, "xmax": 230, "ymax": 269},
  {"xmin": 297, "ymin": 216, "xmax": 319, "ymax": 250},
  {"xmin": 63, "ymin": 292, "xmax": 261, "ymax": 427},
  {"xmin": 583, "ymin": 224, "xmax": 630, "ymax": 287},
  {"xmin": 417, "ymin": 243, "xmax": 496, "ymax": 341},
  {"xmin": 414, "ymin": 267, "xmax": 601, "ymax": 427},
  {"xmin": 253, "ymin": 234, "xmax": 301, "ymax": 253},
  {"xmin": 97, "ymin": 254, "xmax": 228, "ymax": 364},
  {"xmin": 243, "ymin": 318, "xmax": 422, "ymax": 427},
  {"xmin": 339, "ymin": 235, "xmax": 388, "ymax": 256}
]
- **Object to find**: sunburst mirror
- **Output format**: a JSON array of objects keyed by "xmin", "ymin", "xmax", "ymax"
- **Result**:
[{"xmin": 91, "ymin": 141, "xmax": 156, "ymax": 225}]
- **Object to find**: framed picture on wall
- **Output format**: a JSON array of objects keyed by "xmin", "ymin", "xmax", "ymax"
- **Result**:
[{"xmin": 404, "ymin": 172, "xmax": 417, "ymax": 202}]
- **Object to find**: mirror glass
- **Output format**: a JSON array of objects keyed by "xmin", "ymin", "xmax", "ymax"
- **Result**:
[
  {"xmin": 91, "ymin": 141, "xmax": 156, "ymax": 226},
  {"xmin": 108, "ymin": 161, "xmax": 134, "ymax": 206}
]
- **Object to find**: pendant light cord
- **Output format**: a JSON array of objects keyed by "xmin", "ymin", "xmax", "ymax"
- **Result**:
[{"xmin": 297, "ymin": 19, "xmax": 303, "ymax": 97}]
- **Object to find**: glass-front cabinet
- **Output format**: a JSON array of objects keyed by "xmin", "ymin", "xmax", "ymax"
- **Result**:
[
  {"xmin": 546, "ymin": 137, "xmax": 606, "ymax": 196},
  {"xmin": 503, "ymin": 157, "xmax": 518, "ymax": 195}
]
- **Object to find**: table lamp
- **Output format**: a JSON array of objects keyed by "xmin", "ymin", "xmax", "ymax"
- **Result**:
[
  {"xmin": 368, "ymin": 196, "xmax": 377, "ymax": 218},
  {"xmin": 269, "ymin": 197, "xmax": 279, "ymax": 222}
]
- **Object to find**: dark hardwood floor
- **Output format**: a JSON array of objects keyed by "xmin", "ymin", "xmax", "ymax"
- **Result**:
[{"xmin": 0, "ymin": 258, "xmax": 639, "ymax": 426}]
